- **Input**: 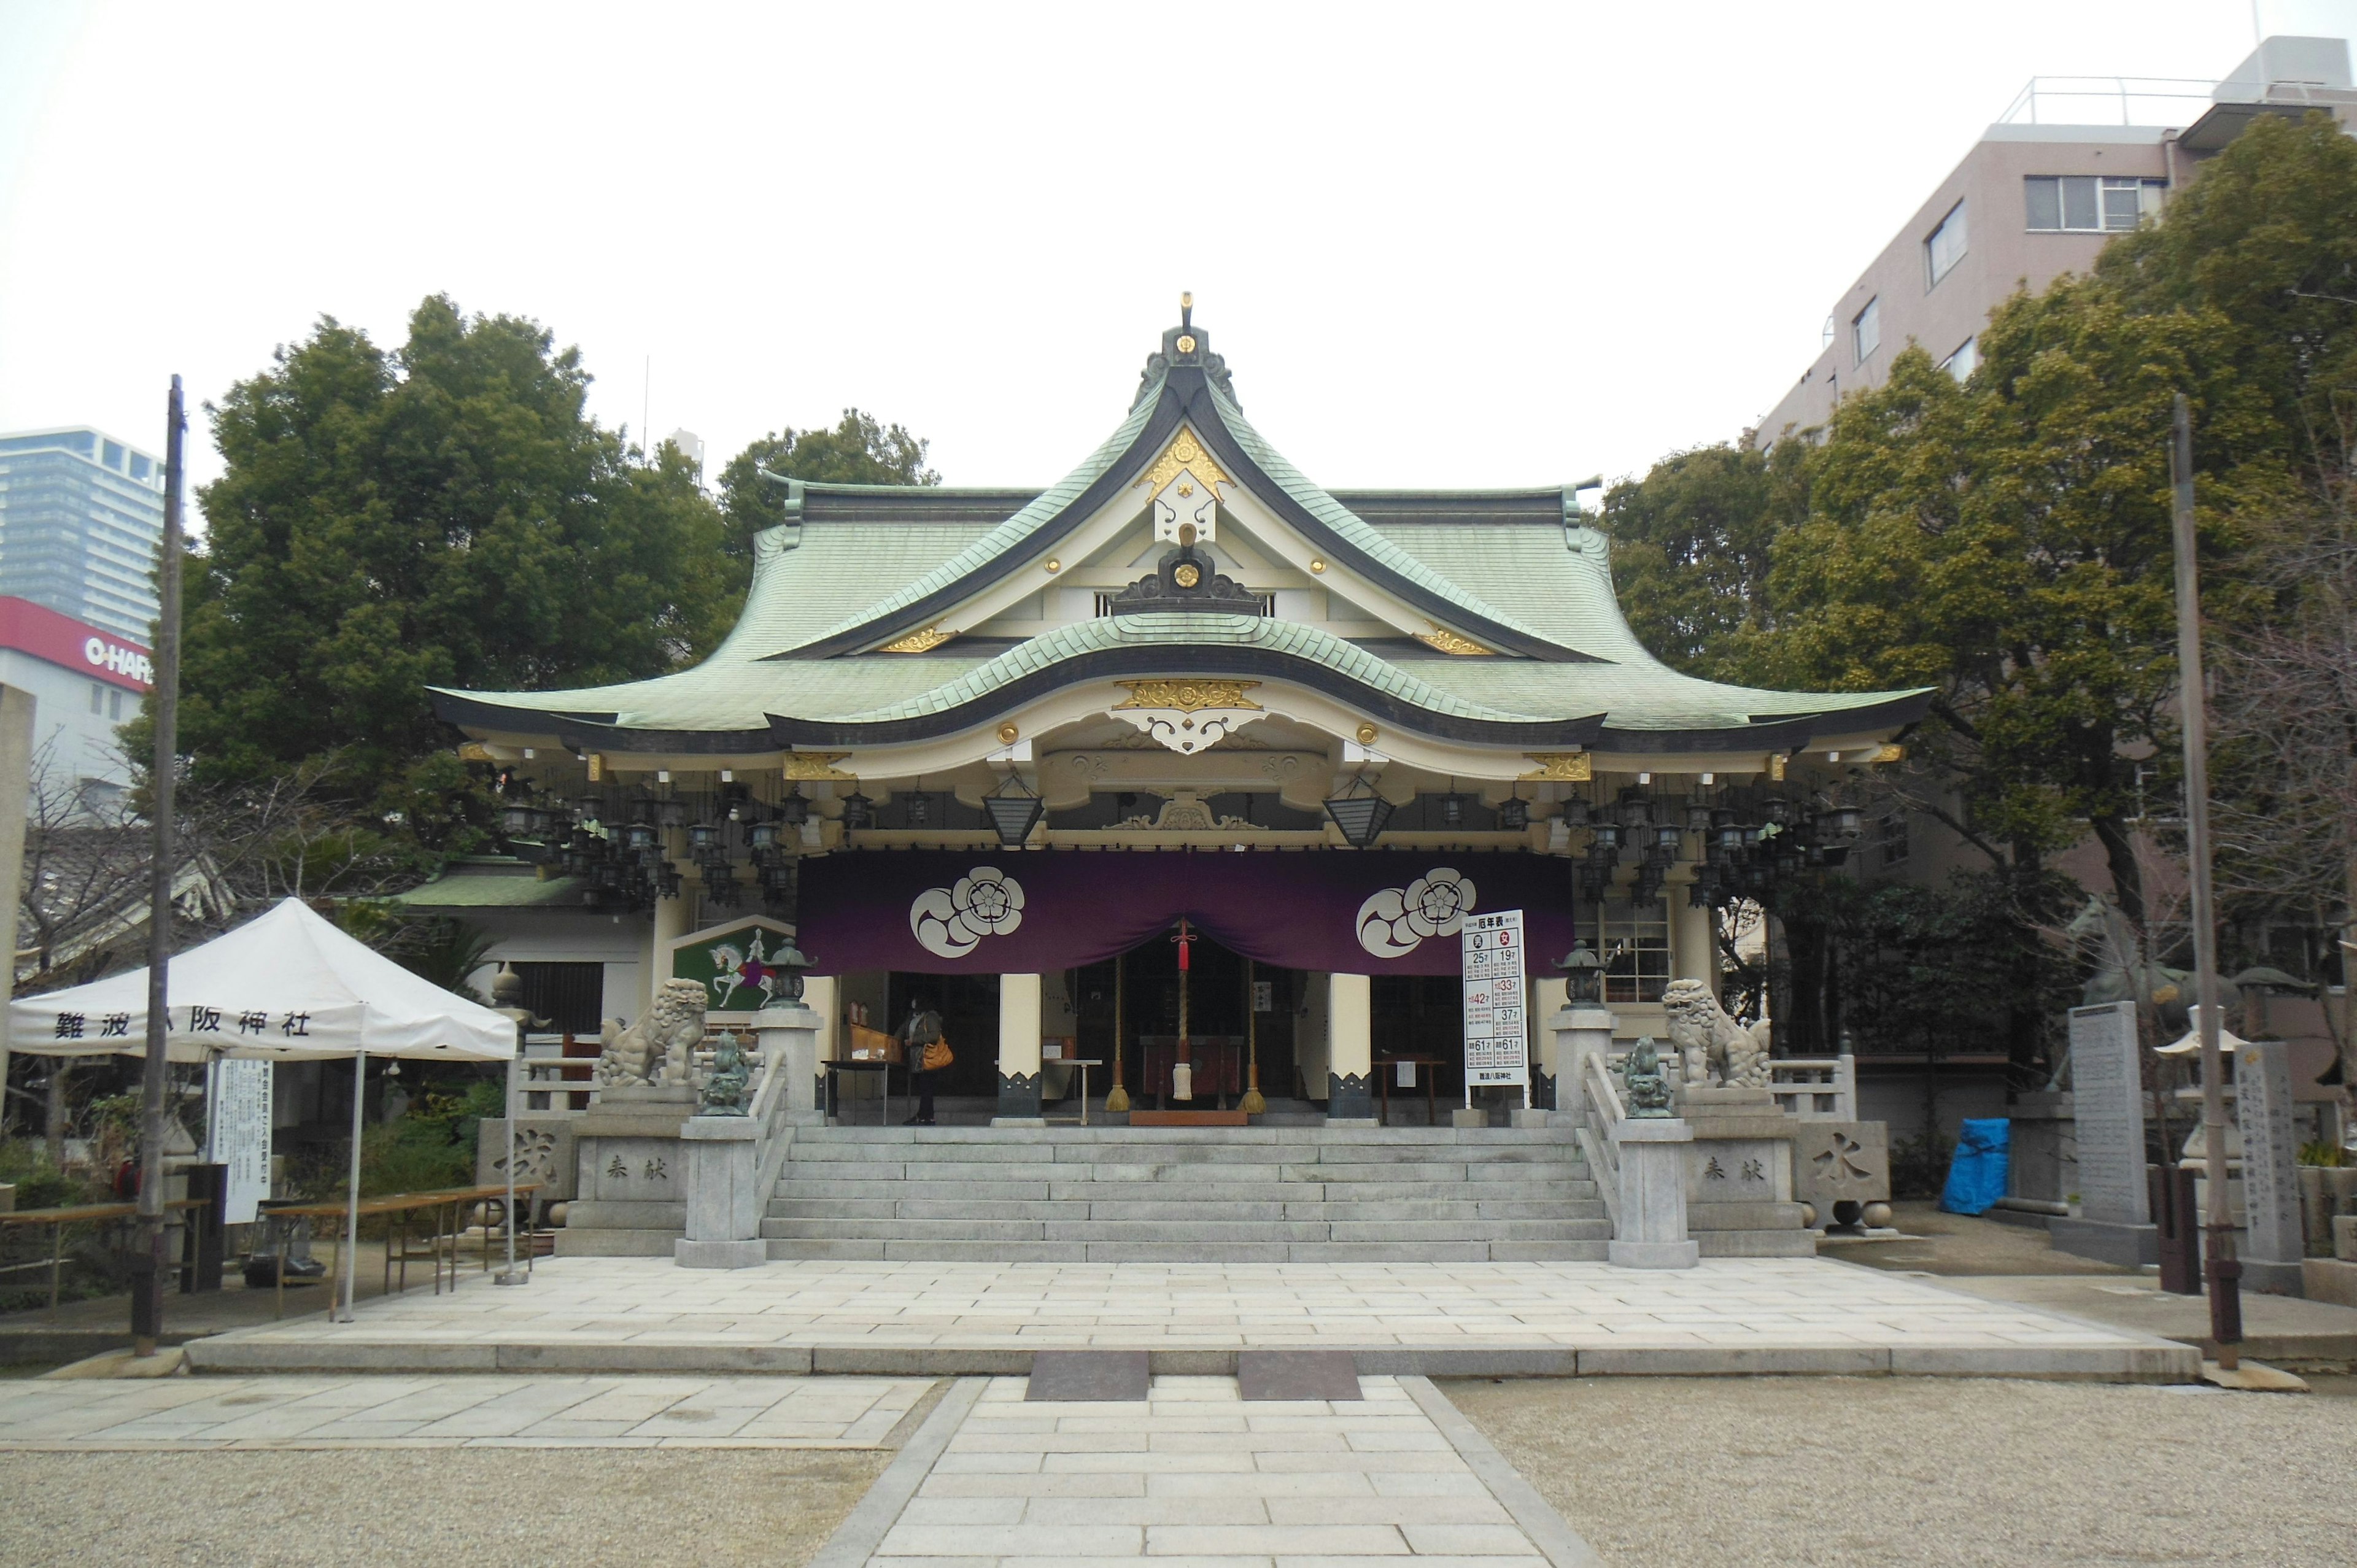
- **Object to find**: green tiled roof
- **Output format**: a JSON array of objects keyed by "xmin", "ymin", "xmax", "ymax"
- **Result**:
[
  {"xmin": 1202, "ymin": 381, "xmax": 1567, "ymax": 655},
  {"xmin": 392, "ymin": 869, "xmax": 587, "ymax": 908}
]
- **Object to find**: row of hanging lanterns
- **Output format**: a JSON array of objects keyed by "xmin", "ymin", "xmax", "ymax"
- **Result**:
[{"xmin": 1571, "ymin": 786, "xmax": 1862, "ymax": 909}]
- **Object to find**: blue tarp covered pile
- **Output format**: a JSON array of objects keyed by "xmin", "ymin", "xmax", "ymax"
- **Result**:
[{"xmin": 1938, "ymin": 1118, "xmax": 2011, "ymax": 1215}]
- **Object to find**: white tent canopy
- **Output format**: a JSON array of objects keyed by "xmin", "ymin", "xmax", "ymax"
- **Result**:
[
  {"xmin": 9, "ymin": 897, "xmax": 518, "ymax": 1321},
  {"xmin": 10, "ymin": 897, "xmax": 515, "ymax": 1063}
]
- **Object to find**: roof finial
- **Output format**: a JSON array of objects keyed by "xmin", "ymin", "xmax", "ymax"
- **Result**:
[{"xmin": 1180, "ymin": 291, "xmax": 1193, "ymax": 331}]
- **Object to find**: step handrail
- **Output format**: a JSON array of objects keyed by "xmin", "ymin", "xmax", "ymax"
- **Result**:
[{"xmin": 1578, "ymin": 1050, "xmax": 1624, "ymax": 1235}]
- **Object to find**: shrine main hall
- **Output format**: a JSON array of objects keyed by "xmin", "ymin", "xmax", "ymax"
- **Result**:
[{"xmin": 430, "ymin": 307, "xmax": 1925, "ymax": 1123}]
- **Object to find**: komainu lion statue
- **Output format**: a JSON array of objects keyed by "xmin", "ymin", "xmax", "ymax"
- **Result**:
[
  {"xmin": 597, "ymin": 978, "xmax": 709, "ymax": 1087},
  {"xmin": 1661, "ymin": 978, "xmax": 1770, "ymax": 1089}
]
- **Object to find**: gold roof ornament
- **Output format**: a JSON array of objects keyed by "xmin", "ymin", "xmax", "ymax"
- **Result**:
[
  {"xmin": 1415, "ymin": 624, "xmax": 1493, "ymax": 657},
  {"xmin": 1135, "ymin": 425, "xmax": 1232, "ymax": 496},
  {"xmin": 1113, "ymin": 679, "xmax": 1262, "ymax": 714},
  {"xmin": 878, "ymin": 625, "xmax": 954, "ymax": 654},
  {"xmin": 782, "ymin": 752, "xmax": 855, "ymax": 781},
  {"xmin": 1521, "ymin": 752, "xmax": 1592, "ymax": 782}
]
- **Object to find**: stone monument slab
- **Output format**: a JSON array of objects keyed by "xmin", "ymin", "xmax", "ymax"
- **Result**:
[
  {"xmin": 2051, "ymin": 1001, "xmax": 2157, "ymax": 1267},
  {"xmin": 2235, "ymin": 1038, "xmax": 2306, "ymax": 1294},
  {"xmin": 476, "ymin": 1118, "xmax": 578, "ymax": 1203}
]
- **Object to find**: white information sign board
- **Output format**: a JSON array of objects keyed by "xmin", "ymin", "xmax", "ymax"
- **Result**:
[
  {"xmin": 1461, "ymin": 909, "xmax": 1529, "ymax": 1098},
  {"xmin": 206, "ymin": 1057, "xmax": 273, "ymax": 1225}
]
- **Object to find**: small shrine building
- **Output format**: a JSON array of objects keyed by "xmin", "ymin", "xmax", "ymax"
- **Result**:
[{"xmin": 433, "ymin": 308, "xmax": 1927, "ymax": 1122}]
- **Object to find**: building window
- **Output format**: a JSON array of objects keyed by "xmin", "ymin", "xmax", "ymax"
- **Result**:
[
  {"xmin": 1879, "ymin": 813, "xmax": 1911, "ymax": 868},
  {"xmin": 2026, "ymin": 176, "xmax": 2165, "ymax": 233},
  {"xmin": 108, "ymin": 689, "xmax": 123, "ymax": 721},
  {"xmin": 1851, "ymin": 298, "xmax": 1880, "ymax": 365},
  {"xmin": 1924, "ymin": 201, "xmax": 1967, "ymax": 287},
  {"xmin": 1939, "ymin": 336, "xmax": 1979, "ymax": 381},
  {"xmin": 1601, "ymin": 901, "xmax": 1671, "ymax": 1005},
  {"xmin": 88, "ymin": 682, "xmax": 103, "ymax": 714},
  {"xmin": 510, "ymin": 960, "xmax": 606, "ymax": 1035}
]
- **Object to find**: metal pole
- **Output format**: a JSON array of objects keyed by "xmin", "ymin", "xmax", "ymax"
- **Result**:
[
  {"xmin": 339, "ymin": 1049, "xmax": 364, "ymax": 1323},
  {"xmin": 2171, "ymin": 393, "xmax": 2242, "ymax": 1368},
  {"xmin": 495, "ymin": 1014, "xmax": 526, "ymax": 1284},
  {"xmin": 1105, "ymin": 953, "xmax": 1129, "ymax": 1113},
  {"xmin": 132, "ymin": 376, "xmax": 186, "ymax": 1358}
]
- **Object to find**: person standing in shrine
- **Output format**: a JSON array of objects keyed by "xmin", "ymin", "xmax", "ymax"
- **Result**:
[{"xmin": 899, "ymin": 997, "xmax": 945, "ymax": 1126}]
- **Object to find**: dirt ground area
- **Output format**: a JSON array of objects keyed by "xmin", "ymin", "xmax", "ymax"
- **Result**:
[
  {"xmin": 1446, "ymin": 1374, "xmax": 2356, "ymax": 1568},
  {"xmin": 1832, "ymin": 1200, "xmax": 2139, "ymax": 1275},
  {"xmin": 0, "ymin": 1446, "xmax": 889, "ymax": 1567}
]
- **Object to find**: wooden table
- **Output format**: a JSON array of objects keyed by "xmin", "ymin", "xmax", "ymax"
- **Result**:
[
  {"xmin": 1043, "ymin": 1059, "xmax": 1104, "ymax": 1126},
  {"xmin": 258, "ymin": 1183, "xmax": 540, "ymax": 1319},
  {"xmin": 0, "ymin": 1199, "xmax": 209, "ymax": 1318},
  {"xmin": 1375, "ymin": 1056, "xmax": 1445, "ymax": 1126}
]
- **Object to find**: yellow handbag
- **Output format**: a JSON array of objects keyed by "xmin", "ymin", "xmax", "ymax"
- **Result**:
[{"xmin": 921, "ymin": 1037, "xmax": 954, "ymax": 1073}]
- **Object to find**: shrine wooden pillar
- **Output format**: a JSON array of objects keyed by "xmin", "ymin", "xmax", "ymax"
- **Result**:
[
  {"xmin": 994, "ymin": 973, "xmax": 1044, "ymax": 1125},
  {"xmin": 1326, "ymin": 973, "xmax": 1374, "ymax": 1122}
]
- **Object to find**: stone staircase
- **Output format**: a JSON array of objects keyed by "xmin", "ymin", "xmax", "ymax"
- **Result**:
[{"xmin": 761, "ymin": 1123, "xmax": 1609, "ymax": 1263}]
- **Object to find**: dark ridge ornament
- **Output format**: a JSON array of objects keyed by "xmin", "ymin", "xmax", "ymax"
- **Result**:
[{"xmin": 1107, "ymin": 541, "xmax": 1263, "ymax": 615}]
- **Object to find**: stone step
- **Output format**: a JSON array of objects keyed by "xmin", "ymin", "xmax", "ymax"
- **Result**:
[
  {"xmin": 760, "ymin": 1214, "xmax": 1610, "ymax": 1245},
  {"xmin": 788, "ymin": 1124, "xmax": 1577, "ymax": 1146},
  {"xmin": 762, "ymin": 1195, "xmax": 1606, "ymax": 1224},
  {"xmin": 758, "ymin": 1237, "xmax": 1615, "ymax": 1264}
]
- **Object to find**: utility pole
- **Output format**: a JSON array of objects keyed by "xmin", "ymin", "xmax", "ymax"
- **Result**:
[
  {"xmin": 133, "ymin": 376, "xmax": 186, "ymax": 1358},
  {"xmin": 2170, "ymin": 393, "xmax": 2241, "ymax": 1369}
]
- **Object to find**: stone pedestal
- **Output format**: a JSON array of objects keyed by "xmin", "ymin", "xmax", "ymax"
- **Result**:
[
  {"xmin": 559, "ymin": 1084, "xmax": 693, "ymax": 1257},
  {"xmin": 753, "ymin": 1004, "xmax": 821, "ymax": 1114},
  {"xmin": 1678, "ymin": 1086, "xmax": 1811, "ymax": 1257},
  {"xmin": 1551, "ymin": 1003, "xmax": 1617, "ymax": 1116},
  {"xmin": 1609, "ymin": 1118, "xmax": 1700, "ymax": 1269},
  {"xmin": 1452, "ymin": 1106, "xmax": 1487, "ymax": 1129}
]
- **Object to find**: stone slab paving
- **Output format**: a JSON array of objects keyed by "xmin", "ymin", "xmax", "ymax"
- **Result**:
[
  {"xmin": 0, "ymin": 1372, "xmax": 935, "ymax": 1450},
  {"xmin": 848, "ymin": 1372, "xmax": 1601, "ymax": 1568},
  {"xmin": 184, "ymin": 1257, "xmax": 2196, "ymax": 1380}
]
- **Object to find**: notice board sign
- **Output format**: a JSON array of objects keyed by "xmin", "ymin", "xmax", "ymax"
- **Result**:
[
  {"xmin": 1461, "ymin": 909, "xmax": 1529, "ymax": 1092},
  {"xmin": 206, "ymin": 1057, "xmax": 273, "ymax": 1224}
]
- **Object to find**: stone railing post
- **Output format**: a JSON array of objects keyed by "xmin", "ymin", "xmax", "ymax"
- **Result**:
[
  {"xmin": 675, "ymin": 1002, "xmax": 821, "ymax": 1270},
  {"xmin": 1609, "ymin": 1118, "xmax": 1700, "ymax": 1269}
]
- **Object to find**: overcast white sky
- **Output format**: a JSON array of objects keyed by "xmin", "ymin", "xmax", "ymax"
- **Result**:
[{"xmin": 4, "ymin": 1, "xmax": 2353, "ymax": 507}]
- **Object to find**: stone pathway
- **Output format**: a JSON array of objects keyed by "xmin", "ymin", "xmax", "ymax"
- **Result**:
[
  {"xmin": 836, "ymin": 1372, "xmax": 1600, "ymax": 1568},
  {"xmin": 187, "ymin": 1257, "xmax": 2195, "ymax": 1380},
  {"xmin": 0, "ymin": 1373, "xmax": 934, "ymax": 1449}
]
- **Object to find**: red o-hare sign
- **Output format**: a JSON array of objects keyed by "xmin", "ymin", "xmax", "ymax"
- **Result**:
[{"xmin": 1461, "ymin": 909, "xmax": 1529, "ymax": 1099}]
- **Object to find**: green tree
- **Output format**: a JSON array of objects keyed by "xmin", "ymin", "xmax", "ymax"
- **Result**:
[
  {"xmin": 715, "ymin": 408, "xmax": 940, "ymax": 546},
  {"xmin": 173, "ymin": 295, "xmax": 735, "ymax": 819},
  {"xmin": 1601, "ymin": 439, "xmax": 1807, "ymax": 678}
]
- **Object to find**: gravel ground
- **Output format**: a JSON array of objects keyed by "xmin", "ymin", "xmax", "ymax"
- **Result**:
[
  {"xmin": 1445, "ymin": 1375, "xmax": 2357, "ymax": 1568},
  {"xmin": 0, "ymin": 1446, "xmax": 889, "ymax": 1567}
]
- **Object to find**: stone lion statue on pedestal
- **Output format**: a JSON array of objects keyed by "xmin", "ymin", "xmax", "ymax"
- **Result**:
[
  {"xmin": 598, "ymin": 978, "xmax": 709, "ymax": 1087},
  {"xmin": 1662, "ymin": 978, "xmax": 1770, "ymax": 1089}
]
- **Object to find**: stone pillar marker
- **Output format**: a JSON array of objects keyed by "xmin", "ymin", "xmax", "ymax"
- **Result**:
[
  {"xmin": 1610, "ymin": 1119, "xmax": 1700, "ymax": 1269},
  {"xmin": 2235, "ymin": 1038, "xmax": 2306, "ymax": 1293},
  {"xmin": 994, "ymin": 973, "xmax": 1044, "ymax": 1125},
  {"xmin": 2051, "ymin": 1001, "xmax": 2157, "ymax": 1267},
  {"xmin": 1326, "ymin": 973, "xmax": 1374, "ymax": 1123}
]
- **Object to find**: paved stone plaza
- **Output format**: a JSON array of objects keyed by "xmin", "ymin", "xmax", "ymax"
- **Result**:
[
  {"xmin": 182, "ymin": 1256, "xmax": 2195, "ymax": 1380},
  {"xmin": 847, "ymin": 1372, "xmax": 1600, "ymax": 1568},
  {"xmin": 0, "ymin": 1373, "xmax": 935, "ymax": 1450}
]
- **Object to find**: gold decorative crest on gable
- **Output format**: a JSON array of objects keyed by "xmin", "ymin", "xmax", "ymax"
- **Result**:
[
  {"xmin": 782, "ymin": 752, "xmax": 854, "ymax": 781},
  {"xmin": 1521, "ymin": 752, "xmax": 1592, "ymax": 782},
  {"xmin": 878, "ymin": 625, "xmax": 954, "ymax": 654},
  {"xmin": 1133, "ymin": 425, "xmax": 1233, "ymax": 496},
  {"xmin": 1416, "ymin": 624, "xmax": 1493, "ymax": 657},
  {"xmin": 1113, "ymin": 679, "xmax": 1262, "ymax": 713}
]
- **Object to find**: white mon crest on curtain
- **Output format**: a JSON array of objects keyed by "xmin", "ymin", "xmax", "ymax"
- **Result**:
[{"xmin": 1355, "ymin": 867, "xmax": 1477, "ymax": 959}]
